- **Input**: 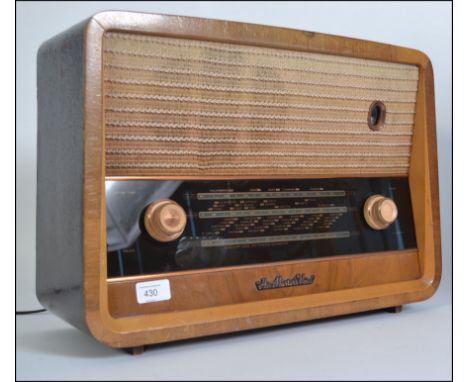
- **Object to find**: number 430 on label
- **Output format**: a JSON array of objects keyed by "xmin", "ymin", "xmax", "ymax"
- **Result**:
[{"xmin": 135, "ymin": 279, "xmax": 171, "ymax": 304}]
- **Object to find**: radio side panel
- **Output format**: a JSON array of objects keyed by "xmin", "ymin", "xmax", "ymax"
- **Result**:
[{"xmin": 36, "ymin": 20, "xmax": 88, "ymax": 331}]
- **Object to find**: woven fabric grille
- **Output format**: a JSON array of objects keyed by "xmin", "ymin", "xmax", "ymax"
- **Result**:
[{"xmin": 103, "ymin": 32, "xmax": 419, "ymax": 177}]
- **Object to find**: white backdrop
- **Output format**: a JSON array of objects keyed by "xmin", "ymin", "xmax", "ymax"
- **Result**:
[
  {"xmin": 17, "ymin": 0, "xmax": 452, "ymax": 310},
  {"xmin": 16, "ymin": 2, "xmax": 452, "ymax": 380}
]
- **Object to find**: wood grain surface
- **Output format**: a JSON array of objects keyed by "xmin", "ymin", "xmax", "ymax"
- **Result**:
[{"xmin": 46, "ymin": 11, "xmax": 441, "ymax": 348}]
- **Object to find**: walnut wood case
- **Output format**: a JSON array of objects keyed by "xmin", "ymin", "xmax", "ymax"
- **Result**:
[{"xmin": 36, "ymin": 11, "xmax": 441, "ymax": 349}]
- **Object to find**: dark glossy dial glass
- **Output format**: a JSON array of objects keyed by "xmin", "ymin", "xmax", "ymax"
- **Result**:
[{"xmin": 106, "ymin": 177, "xmax": 416, "ymax": 278}]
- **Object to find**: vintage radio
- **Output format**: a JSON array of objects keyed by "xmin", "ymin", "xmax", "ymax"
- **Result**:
[{"xmin": 36, "ymin": 11, "xmax": 441, "ymax": 353}]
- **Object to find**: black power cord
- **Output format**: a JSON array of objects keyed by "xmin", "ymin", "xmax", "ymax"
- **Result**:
[{"xmin": 16, "ymin": 309, "xmax": 47, "ymax": 315}]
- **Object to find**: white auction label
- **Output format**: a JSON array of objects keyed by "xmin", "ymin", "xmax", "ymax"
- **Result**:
[{"xmin": 135, "ymin": 279, "xmax": 171, "ymax": 304}]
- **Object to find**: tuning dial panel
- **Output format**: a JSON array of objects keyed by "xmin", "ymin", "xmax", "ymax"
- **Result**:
[
  {"xmin": 106, "ymin": 178, "xmax": 415, "ymax": 277},
  {"xmin": 144, "ymin": 199, "xmax": 187, "ymax": 242},
  {"xmin": 364, "ymin": 195, "xmax": 398, "ymax": 230}
]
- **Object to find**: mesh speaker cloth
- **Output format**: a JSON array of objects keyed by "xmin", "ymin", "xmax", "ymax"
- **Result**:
[{"xmin": 103, "ymin": 32, "xmax": 419, "ymax": 177}]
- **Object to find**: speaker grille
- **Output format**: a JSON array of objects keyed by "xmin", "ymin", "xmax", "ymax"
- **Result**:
[{"xmin": 103, "ymin": 32, "xmax": 419, "ymax": 177}]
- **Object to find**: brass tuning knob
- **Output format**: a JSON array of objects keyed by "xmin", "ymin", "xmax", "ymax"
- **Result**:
[
  {"xmin": 364, "ymin": 195, "xmax": 398, "ymax": 230},
  {"xmin": 144, "ymin": 199, "xmax": 187, "ymax": 242}
]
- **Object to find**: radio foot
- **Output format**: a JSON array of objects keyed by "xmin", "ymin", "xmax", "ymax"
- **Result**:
[
  {"xmin": 126, "ymin": 345, "xmax": 145, "ymax": 355},
  {"xmin": 386, "ymin": 305, "xmax": 403, "ymax": 314}
]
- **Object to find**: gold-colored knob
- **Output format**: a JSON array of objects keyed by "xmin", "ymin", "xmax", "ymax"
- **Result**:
[
  {"xmin": 144, "ymin": 199, "xmax": 187, "ymax": 242},
  {"xmin": 364, "ymin": 195, "xmax": 398, "ymax": 230}
]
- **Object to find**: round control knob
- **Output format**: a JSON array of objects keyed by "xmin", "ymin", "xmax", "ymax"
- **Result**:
[
  {"xmin": 144, "ymin": 199, "xmax": 187, "ymax": 242},
  {"xmin": 363, "ymin": 195, "xmax": 398, "ymax": 230}
]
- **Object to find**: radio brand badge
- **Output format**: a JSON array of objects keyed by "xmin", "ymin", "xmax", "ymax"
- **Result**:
[{"xmin": 255, "ymin": 273, "xmax": 316, "ymax": 291}]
